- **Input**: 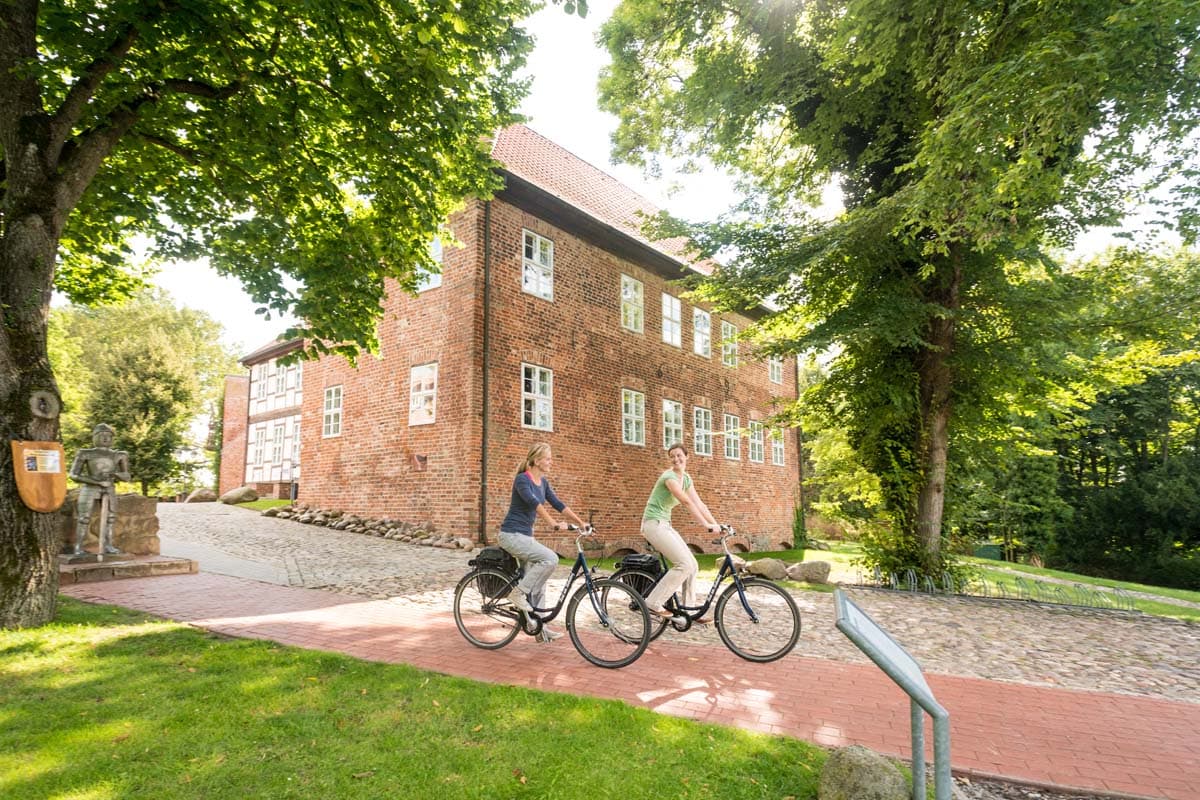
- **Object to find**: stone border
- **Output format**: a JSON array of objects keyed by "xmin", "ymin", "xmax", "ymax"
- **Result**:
[{"xmin": 263, "ymin": 504, "xmax": 475, "ymax": 551}]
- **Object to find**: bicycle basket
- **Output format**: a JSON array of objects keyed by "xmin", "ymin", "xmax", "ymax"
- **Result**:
[
  {"xmin": 617, "ymin": 553, "xmax": 663, "ymax": 577},
  {"xmin": 469, "ymin": 546, "xmax": 518, "ymax": 598}
]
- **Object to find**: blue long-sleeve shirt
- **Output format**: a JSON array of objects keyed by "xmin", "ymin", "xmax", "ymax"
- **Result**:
[{"xmin": 500, "ymin": 471, "xmax": 565, "ymax": 535}]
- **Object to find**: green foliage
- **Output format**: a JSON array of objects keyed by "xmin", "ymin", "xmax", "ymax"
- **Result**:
[
  {"xmin": 0, "ymin": 598, "xmax": 826, "ymax": 799},
  {"xmin": 12, "ymin": 0, "xmax": 542, "ymax": 358},
  {"xmin": 50, "ymin": 290, "xmax": 240, "ymax": 495},
  {"xmin": 598, "ymin": 0, "xmax": 1200, "ymax": 575},
  {"xmin": 85, "ymin": 331, "xmax": 196, "ymax": 495}
]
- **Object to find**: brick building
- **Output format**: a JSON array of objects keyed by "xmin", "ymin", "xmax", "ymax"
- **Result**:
[
  {"xmin": 219, "ymin": 337, "xmax": 303, "ymax": 499},
  {"xmin": 292, "ymin": 125, "xmax": 800, "ymax": 555}
]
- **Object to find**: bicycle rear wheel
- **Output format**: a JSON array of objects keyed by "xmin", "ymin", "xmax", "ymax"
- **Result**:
[
  {"xmin": 566, "ymin": 578, "xmax": 650, "ymax": 668},
  {"xmin": 611, "ymin": 568, "xmax": 670, "ymax": 642},
  {"xmin": 714, "ymin": 578, "xmax": 801, "ymax": 662},
  {"xmin": 453, "ymin": 568, "xmax": 521, "ymax": 649}
]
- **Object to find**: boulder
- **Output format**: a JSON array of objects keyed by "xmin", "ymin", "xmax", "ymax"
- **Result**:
[
  {"xmin": 746, "ymin": 557, "xmax": 789, "ymax": 581},
  {"xmin": 219, "ymin": 486, "xmax": 259, "ymax": 504},
  {"xmin": 808, "ymin": 539, "xmax": 832, "ymax": 551},
  {"xmin": 58, "ymin": 491, "xmax": 160, "ymax": 555},
  {"xmin": 729, "ymin": 554, "xmax": 748, "ymax": 573},
  {"xmin": 787, "ymin": 561, "xmax": 832, "ymax": 584},
  {"xmin": 185, "ymin": 488, "xmax": 218, "ymax": 503},
  {"xmin": 818, "ymin": 745, "xmax": 907, "ymax": 800}
]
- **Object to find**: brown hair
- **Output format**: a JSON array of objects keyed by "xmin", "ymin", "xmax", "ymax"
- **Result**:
[
  {"xmin": 666, "ymin": 442, "xmax": 687, "ymax": 456},
  {"xmin": 518, "ymin": 442, "xmax": 552, "ymax": 475}
]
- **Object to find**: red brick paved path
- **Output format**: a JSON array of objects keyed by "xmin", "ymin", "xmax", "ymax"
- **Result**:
[{"xmin": 63, "ymin": 574, "xmax": 1200, "ymax": 800}]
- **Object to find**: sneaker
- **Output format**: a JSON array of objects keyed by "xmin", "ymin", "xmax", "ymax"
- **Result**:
[
  {"xmin": 509, "ymin": 591, "xmax": 532, "ymax": 613},
  {"xmin": 537, "ymin": 626, "xmax": 564, "ymax": 642}
]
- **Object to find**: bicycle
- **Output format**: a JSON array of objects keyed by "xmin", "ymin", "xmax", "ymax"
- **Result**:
[
  {"xmin": 610, "ymin": 525, "xmax": 801, "ymax": 663},
  {"xmin": 453, "ymin": 524, "xmax": 651, "ymax": 669}
]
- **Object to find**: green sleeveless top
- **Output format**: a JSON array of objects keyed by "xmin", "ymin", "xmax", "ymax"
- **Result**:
[{"xmin": 642, "ymin": 469, "xmax": 692, "ymax": 522}]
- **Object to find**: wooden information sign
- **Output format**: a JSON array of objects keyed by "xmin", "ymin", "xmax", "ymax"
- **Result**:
[{"xmin": 11, "ymin": 440, "xmax": 68, "ymax": 513}]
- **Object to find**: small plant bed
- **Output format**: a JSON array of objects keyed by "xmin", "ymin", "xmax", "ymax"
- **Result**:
[{"xmin": 0, "ymin": 599, "xmax": 826, "ymax": 800}]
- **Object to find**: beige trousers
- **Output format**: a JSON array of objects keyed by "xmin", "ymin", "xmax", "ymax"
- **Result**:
[{"xmin": 640, "ymin": 519, "xmax": 699, "ymax": 611}]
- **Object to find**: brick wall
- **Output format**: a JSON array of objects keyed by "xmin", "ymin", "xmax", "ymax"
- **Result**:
[
  {"xmin": 218, "ymin": 375, "xmax": 249, "ymax": 496},
  {"xmin": 298, "ymin": 195, "xmax": 799, "ymax": 555},
  {"xmin": 299, "ymin": 199, "xmax": 488, "ymax": 533},
  {"xmin": 480, "ymin": 201, "xmax": 798, "ymax": 556}
]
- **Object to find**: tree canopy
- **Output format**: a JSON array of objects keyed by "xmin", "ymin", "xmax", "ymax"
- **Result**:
[
  {"xmin": 598, "ymin": 0, "xmax": 1200, "ymax": 575},
  {"xmin": 50, "ymin": 290, "xmax": 241, "ymax": 495}
]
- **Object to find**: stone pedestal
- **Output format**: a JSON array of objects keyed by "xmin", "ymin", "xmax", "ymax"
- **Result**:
[{"xmin": 58, "ymin": 491, "xmax": 160, "ymax": 555}]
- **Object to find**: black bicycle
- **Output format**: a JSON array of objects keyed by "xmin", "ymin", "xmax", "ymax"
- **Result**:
[
  {"xmin": 453, "ymin": 524, "xmax": 651, "ymax": 669},
  {"xmin": 610, "ymin": 525, "xmax": 801, "ymax": 663}
]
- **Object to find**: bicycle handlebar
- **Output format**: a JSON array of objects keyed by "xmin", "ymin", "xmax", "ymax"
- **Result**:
[{"xmin": 710, "ymin": 524, "xmax": 737, "ymax": 546}]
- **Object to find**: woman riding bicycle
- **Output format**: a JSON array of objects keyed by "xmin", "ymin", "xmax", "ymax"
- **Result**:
[
  {"xmin": 640, "ymin": 442, "xmax": 721, "ymax": 622},
  {"xmin": 499, "ymin": 443, "xmax": 588, "ymax": 641}
]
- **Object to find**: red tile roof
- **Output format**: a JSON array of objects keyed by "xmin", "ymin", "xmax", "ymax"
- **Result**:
[{"xmin": 491, "ymin": 125, "xmax": 709, "ymax": 274}]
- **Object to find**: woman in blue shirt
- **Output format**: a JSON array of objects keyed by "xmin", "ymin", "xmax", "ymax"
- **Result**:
[{"xmin": 499, "ymin": 443, "xmax": 587, "ymax": 641}]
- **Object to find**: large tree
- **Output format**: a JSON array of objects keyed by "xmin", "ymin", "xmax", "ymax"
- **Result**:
[
  {"xmin": 599, "ymin": 0, "xmax": 1200, "ymax": 574},
  {"xmin": 0, "ymin": 0, "xmax": 563, "ymax": 627}
]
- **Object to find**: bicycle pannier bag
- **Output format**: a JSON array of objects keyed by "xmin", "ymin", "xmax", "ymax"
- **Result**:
[
  {"xmin": 617, "ymin": 553, "xmax": 663, "ymax": 577},
  {"xmin": 469, "ymin": 546, "xmax": 518, "ymax": 598}
]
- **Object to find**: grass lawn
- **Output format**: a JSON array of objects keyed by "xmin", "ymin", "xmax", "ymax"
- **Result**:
[
  {"xmin": 232, "ymin": 498, "xmax": 294, "ymax": 512},
  {"xmin": 1, "ymin": 599, "xmax": 825, "ymax": 800}
]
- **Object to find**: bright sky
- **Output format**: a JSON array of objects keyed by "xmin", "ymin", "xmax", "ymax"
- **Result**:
[{"xmin": 151, "ymin": 0, "xmax": 1165, "ymax": 355}]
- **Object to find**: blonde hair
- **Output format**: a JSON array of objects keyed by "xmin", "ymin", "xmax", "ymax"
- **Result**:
[{"xmin": 518, "ymin": 443, "xmax": 552, "ymax": 475}]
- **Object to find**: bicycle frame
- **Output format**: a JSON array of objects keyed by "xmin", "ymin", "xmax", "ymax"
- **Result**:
[
  {"xmin": 509, "ymin": 527, "xmax": 614, "ymax": 634},
  {"xmin": 650, "ymin": 528, "xmax": 762, "ymax": 625}
]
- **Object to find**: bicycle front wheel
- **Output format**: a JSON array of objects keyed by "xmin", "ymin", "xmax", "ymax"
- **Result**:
[
  {"xmin": 611, "ymin": 568, "xmax": 670, "ymax": 642},
  {"xmin": 566, "ymin": 578, "xmax": 650, "ymax": 669},
  {"xmin": 453, "ymin": 568, "xmax": 521, "ymax": 650},
  {"xmin": 715, "ymin": 578, "xmax": 801, "ymax": 662}
]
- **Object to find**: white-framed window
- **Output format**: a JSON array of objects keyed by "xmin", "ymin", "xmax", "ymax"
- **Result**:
[
  {"xmin": 771, "ymin": 429, "xmax": 786, "ymax": 466},
  {"xmin": 521, "ymin": 363, "xmax": 553, "ymax": 430},
  {"xmin": 662, "ymin": 400, "xmax": 683, "ymax": 449},
  {"xmin": 693, "ymin": 407, "xmax": 712, "ymax": 456},
  {"xmin": 749, "ymin": 421, "xmax": 764, "ymax": 463},
  {"xmin": 409, "ymin": 362, "xmax": 438, "ymax": 426},
  {"xmin": 768, "ymin": 355, "xmax": 783, "ymax": 384},
  {"xmin": 271, "ymin": 424, "xmax": 285, "ymax": 463},
  {"xmin": 273, "ymin": 363, "xmax": 286, "ymax": 395},
  {"xmin": 255, "ymin": 365, "xmax": 267, "ymax": 399},
  {"xmin": 622, "ymin": 389, "xmax": 645, "ymax": 445},
  {"xmin": 417, "ymin": 237, "xmax": 443, "ymax": 292},
  {"xmin": 322, "ymin": 385, "xmax": 343, "ymax": 438},
  {"xmin": 621, "ymin": 274, "xmax": 643, "ymax": 333},
  {"xmin": 662, "ymin": 294, "xmax": 681, "ymax": 347},
  {"xmin": 723, "ymin": 413, "xmax": 741, "ymax": 460},
  {"xmin": 693, "ymin": 309, "xmax": 711, "ymax": 357},
  {"xmin": 522, "ymin": 229, "xmax": 554, "ymax": 301},
  {"xmin": 292, "ymin": 418, "xmax": 301, "ymax": 463},
  {"xmin": 252, "ymin": 427, "xmax": 266, "ymax": 464},
  {"xmin": 721, "ymin": 321, "xmax": 738, "ymax": 367}
]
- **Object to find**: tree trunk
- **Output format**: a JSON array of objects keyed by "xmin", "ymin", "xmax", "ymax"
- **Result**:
[
  {"xmin": 0, "ymin": 211, "xmax": 65, "ymax": 627},
  {"xmin": 914, "ymin": 252, "xmax": 962, "ymax": 569},
  {"xmin": 0, "ymin": 140, "xmax": 68, "ymax": 628}
]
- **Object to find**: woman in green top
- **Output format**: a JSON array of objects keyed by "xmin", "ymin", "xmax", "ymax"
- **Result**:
[{"xmin": 641, "ymin": 442, "xmax": 722, "ymax": 621}]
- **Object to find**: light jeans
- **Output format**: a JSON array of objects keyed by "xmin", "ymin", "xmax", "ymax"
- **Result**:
[
  {"xmin": 641, "ymin": 519, "xmax": 699, "ymax": 612},
  {"xmin": 498, "ymin": 530, "xmax": 558, "ymax": 611}
]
